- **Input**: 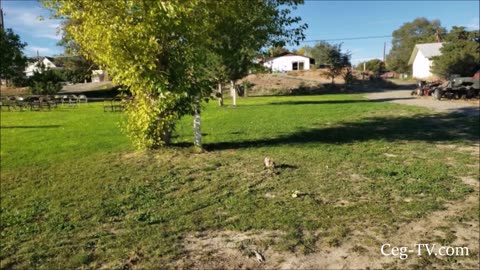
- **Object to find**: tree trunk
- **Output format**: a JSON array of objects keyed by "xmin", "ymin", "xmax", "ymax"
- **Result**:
[
  {"xmin": 193, "ymin": 97, "xmax": 202, "ymax": 150},
  {"xmin": 217, "ymin": 82, "xmax": 223, "ymax": 106},
  {"xmin": 159, "ymin": 121, "xmax": 174, "ymax": 146},
  {"xmin": 230, "ymin": 80, "xmax": 236, "ymax": 106}
]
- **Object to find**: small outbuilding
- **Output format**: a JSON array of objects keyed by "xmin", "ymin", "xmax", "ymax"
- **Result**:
[
  {"xmin": 408, "ymin": 42, "xmax": 444, "ymax": 79},
  {"xmin": 262, "ymin": 52, "xmax": 315, "ymax": 72}
]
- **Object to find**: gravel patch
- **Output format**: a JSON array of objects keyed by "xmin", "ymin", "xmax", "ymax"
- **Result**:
[{"xmin": 365, "ymin": 89, "xmax": 480, "ymax": 116}]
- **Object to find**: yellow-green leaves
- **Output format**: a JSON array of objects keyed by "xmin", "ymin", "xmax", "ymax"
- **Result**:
[{"xmin": 41, "ymin": 0, "xmax": 306, "ymax": 149}]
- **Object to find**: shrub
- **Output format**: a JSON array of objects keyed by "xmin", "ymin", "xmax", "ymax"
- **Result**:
[{"xmin": 28, "ymin": 67, "xmax": 63, "ymax": 95}]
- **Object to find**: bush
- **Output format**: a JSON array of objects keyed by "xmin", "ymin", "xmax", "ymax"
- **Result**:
[
  {"xmin": 343, "ymin": 68, "xmax": 355, "ymax": 87},
  {"xmin": 28, "ymin": 68, "xmax": 63, "ymax": 95},
  {"xmin": 30, "ymin": 81, "xmax": 62, "ymax": 95}
]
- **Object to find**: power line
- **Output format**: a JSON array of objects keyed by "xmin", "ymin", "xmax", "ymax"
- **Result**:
[{"xmin": 303, "ymin": 35, "xmax": 392, "ymax": 42}]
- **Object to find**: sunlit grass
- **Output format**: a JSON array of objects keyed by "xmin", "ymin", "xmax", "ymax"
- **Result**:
[{"xmin": 1, "ymin": 95, "xmax": 478, "ymax": 268}]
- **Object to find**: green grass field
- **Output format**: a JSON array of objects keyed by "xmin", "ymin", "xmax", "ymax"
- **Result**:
[{"xmin": 1, "ymin": 95, "xmax": 478, "ymax": 269}]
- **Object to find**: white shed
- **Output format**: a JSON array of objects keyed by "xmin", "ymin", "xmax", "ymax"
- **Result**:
[
  {"xmin": 408, "ymin": 42, "xmax": 444, "ymax": 79},
  {"xmin": 263, "ymin": 53, "xmax": 314, "ymax": 72}
]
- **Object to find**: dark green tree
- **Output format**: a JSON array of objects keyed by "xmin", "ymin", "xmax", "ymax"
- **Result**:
[
  {"xmin": 386, "ymin": 17, "xmax": 446, "ymax": 73},
  {"xmin": 54, "ymin": 56, "xmax": 98, "ymax": 83},
  {"xmin": 431, "ymin": 27, "xmax": 480, "ymax": 78},
  {"xmin": 307, "ymin": 42, "xmax": 350, "ymax": 83},
  {"xmin": 0, "ymin": 28, "xmax": 28, "ymax": 86},
  {"xmin": 29, "ymin": 63, "xmax": 63, "ymax": 95},
  {"xmin": 304, "ymin": 41, "xmax": 333, "ymax": 65}
]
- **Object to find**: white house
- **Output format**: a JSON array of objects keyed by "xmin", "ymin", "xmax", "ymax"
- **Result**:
[
  {"xmin": 24, "ymin": 57, "xmax": 59, "ymax": 77},
  {"xmin": 263, "ymin": 52, "xmax": 315, "ymax": 72},
  {"xmin": 408, "ymin": 42, "xmax": 444, "ymax": 79}
]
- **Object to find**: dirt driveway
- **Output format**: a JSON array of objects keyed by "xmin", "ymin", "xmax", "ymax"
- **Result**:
[{"xmin": 366, "ymin": 89, "xmax": 480, "ymax": 116}]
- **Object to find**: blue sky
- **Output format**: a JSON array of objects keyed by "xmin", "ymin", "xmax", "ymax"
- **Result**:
[
  {"xmin": 291, "ymin": 0, "xmax": 479, "ymax": 64},
  {"xmin": 2, "ymin": 0, "xmax": 479, "ymax": 64}
]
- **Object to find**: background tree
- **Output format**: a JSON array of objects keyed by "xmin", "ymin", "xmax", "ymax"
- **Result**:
[
  {"xmin": 306, "ymin": 42, "xmax": 350, "ymax": 83},
  {"xmin": 356, "ymin": 59, "xmax": 385, "ymax": 74},
  {"xmin": 304, "ymin": 41, "xmax": 333, "ymax": 65},
  {"xmin": 267, "ymin": 46, "xmax": 289, "ymax": 57},
  {"xmin": 43, "ymin": 0, "xmax": 306, "ymax": 149},
  {"xmin": 386, "ymin": 17, "xmax": 446, "ymax": 73},
  {"xmin": 210, "ymin": 0, "xmax": 306, "ymax": 106},
  {"xmin": 431, "ymin": 26, "xmax": 480, "ymax": 78},
  {"xmin": 0, "ymin": 28, "xmax": 28, "ymax": 87},
  {"xmin": 29, "ymin": 63, "xmax": 63, "ymax": 95},
  {"xmin": 295, "ymin": 46, "xmax": 307, "ymax": 56},
  {"xmin": 54, "ymin": 55, "xmax": 98, "ymax": 83}
]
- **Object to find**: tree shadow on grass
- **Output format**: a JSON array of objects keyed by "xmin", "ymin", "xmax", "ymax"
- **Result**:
[{"xmin": 202, "ymin": 112, "xmax": 479, "ymax": 151}]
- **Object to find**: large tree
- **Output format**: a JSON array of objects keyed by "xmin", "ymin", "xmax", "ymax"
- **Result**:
[
  {"xmin": 210, "ymin": 1, "xmax": 306, "ymax": 106},
  {"xmin": 304, "ymin": 41, "xmax": 333, "ymax": 65},
  {"xmin": 386, "ymin": 17, "xmax": 446, "ymax": 73},
  {"xmin": 0, "ymin": 28, "xmax": 28, "ymax": 86},
  {"xmin": 306, "ymin": 42, "xmax": 350, "ymax": 83},
  {"xmin": 431, "ymin": 26, "xmax": 480, "ymax": 78},
  {"xmin": 42, "ymin": 0, "xmax": 306, "ymax": 149}
]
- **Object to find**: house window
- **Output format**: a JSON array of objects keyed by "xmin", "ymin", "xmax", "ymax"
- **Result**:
[{"xmin": 292, "ymin": 61, "xmax": 305, "ymax": 71}]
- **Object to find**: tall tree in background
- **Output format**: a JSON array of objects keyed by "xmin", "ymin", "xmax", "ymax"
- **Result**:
[
  {"xmin": 304, "ymin": 41, "xmax": 333, "ymax": 65},
  {"xmin": 42, "ymin": 0, "xmax": 306, "ymax": 149},
  {"xmin": 0, "ymin": 28, "xmax": 27, "ymax": 86},
  {"xmin": 356, "ymin": 59, "xmax": 385, "ymax": 74},
  {"xmin": 324, "ymin": 43, "xmax": 351, "ymax": 84},
  {"xmin": 267, "ymin": 46, "xmax": 289, "ymax": 57},
  {"xmin": 293, "ymin": 46, "xmax": 307, "ymax": 55},
  {"xmin": 211, "ymin": 1, "xmax": 306, "ymax": 106},
  {"xmin": 386, "ymin": 17, "xmax": 446, "ymax": 73},
  {"xmin": 431, "ymin": 26, "xmax": 480, "ymax": 78},
  {"xmin": 306, "ymin": 42, "xmax": 350, "ymax": 83}
]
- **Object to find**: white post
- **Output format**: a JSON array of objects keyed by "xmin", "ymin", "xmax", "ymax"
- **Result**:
[
  {"xmin": 230, "ymin": 80, "xmax": 236, "ymax": 106},
  {"xmin": 193, "ymin": 97, "xmax": 202, "ymax": 149},
  {"xmin": 217, "ymin": 82, "xmax": 223, "ymax": 106}
]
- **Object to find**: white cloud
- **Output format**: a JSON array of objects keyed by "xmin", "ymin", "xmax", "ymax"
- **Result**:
[
  {"xmin": 464, "ymin": 17, "xmax": 479, "ymax": 31},
  {"xmin": 3, "ymin": 4, "xmax": 63, "ymax": 41}
]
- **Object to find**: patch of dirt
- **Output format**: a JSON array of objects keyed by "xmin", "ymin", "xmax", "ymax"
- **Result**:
[
  {"xmin": 175, "ymin": 177, "xmax": 479, "ymax": 269},
  {"xmin": 365, "ymin": 90, "xmax": 480, "ymax": 116},
  {"xmin": 0, "ymin": 86, "xmax": 29, "ymax": 96},
  {"xmin": 436, "ymin": 143, "xmax": 480, "ymax": 157},
  {"xmin": 239, "ymin": 73, "xmax": 321, "ymax": 96}
]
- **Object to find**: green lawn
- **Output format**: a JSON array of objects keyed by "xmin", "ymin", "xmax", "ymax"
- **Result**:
[{"xmin": 1, "ymin": 95, "xmax": 478, "ymax": 269}]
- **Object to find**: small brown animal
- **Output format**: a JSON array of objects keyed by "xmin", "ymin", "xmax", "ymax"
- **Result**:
[{"xmin": 264, "ymin": 157, "xmax": 275, "ymax": 169}]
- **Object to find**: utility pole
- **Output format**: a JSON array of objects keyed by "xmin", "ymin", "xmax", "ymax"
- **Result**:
[{"xmin": 383, "ymin": 42, "xmax": 386, "ymax": 63}]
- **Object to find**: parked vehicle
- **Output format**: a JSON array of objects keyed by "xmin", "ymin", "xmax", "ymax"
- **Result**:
[
  {"xmin": 412, "ymin": 80, "xmax": 442, "ymax": 96},
  {"xmin": 432, "ymin": 74, "xmax": 480, "ymax": 100}
]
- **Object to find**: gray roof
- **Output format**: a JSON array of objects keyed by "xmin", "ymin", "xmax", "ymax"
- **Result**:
[{"xmin": 408, "ymin": 42, "xmax": 444, "ymax": 65}]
